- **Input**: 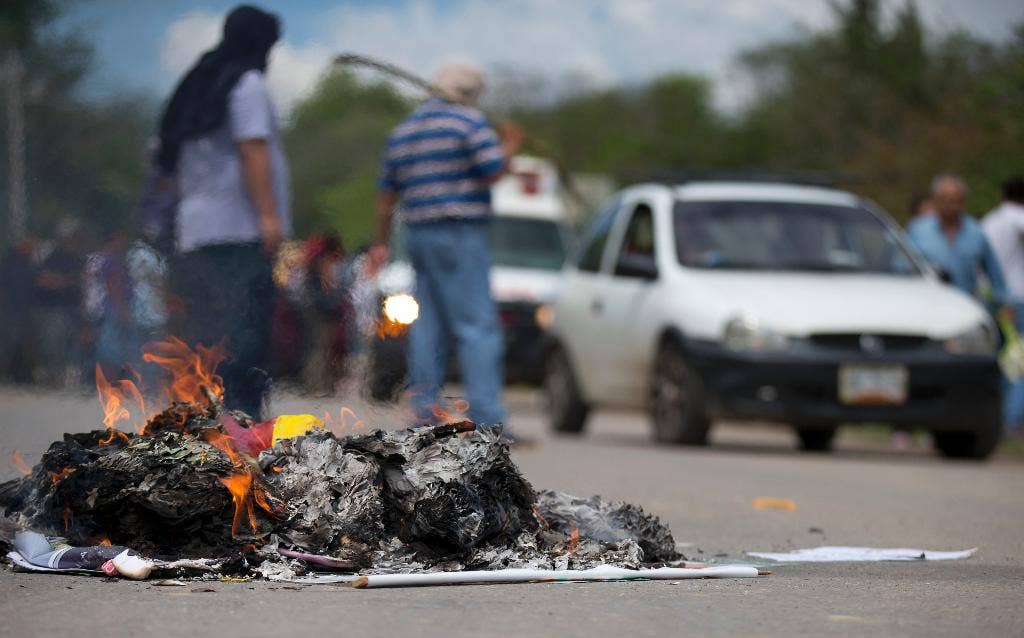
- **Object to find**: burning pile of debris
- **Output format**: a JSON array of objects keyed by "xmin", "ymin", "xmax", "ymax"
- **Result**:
[{"xmin": 0, "ymin": 340, "xmax": 684, "ymax": 582}]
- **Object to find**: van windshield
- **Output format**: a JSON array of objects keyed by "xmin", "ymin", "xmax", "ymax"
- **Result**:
[
  {"xmin": 673, "ymin": 200, "xmax": 920, "ymax": 275},
  {"xmin": 490, "ymin": 217, "xmax": 567, "ymax": 271}
]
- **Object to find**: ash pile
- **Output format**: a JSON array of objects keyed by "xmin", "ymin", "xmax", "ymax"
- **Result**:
[{"xmin": 0, "ymin": 400, "xmax": 678, "ymax": 577}]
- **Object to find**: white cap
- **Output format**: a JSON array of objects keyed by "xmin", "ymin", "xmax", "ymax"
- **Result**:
[{"xmin": 432, "ymin": 63, "xmax": 485, "ymax": 107}]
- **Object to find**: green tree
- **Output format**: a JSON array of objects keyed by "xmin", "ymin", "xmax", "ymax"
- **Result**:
[
  {"xmin": 1, "ymin": 0, "xmax": 152, "ymax": 245},
  {"xmin": 511, "ymin": 73, "xmax": 725, "ymax": 177},
  {"xmin": 284, "ymin": 70, "xmax": 410, "ymax": 247},
  {"xmin": 735, "ymin": 0, "xmax": 1023, "ymax": 219}
]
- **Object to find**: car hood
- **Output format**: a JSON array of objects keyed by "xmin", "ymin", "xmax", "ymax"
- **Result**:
[
  {"xmin": 680, "ymin": 271, "xmax": 990, "ymax": 339},
  {"xmin": 377, "ymin": 262, "xmax": 561, "ymax": 305}
]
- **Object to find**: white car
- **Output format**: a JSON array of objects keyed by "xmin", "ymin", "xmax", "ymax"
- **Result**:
[{"xmin": 544, "ymin": 181, "xmax": 1003, "ymax": 459}]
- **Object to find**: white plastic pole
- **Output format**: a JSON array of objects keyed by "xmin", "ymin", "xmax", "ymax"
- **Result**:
[{"xmin": 352, "ymin": 564, "xmax": 761, "ymax": 588}]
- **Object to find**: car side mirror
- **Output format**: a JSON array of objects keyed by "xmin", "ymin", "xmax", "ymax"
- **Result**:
[{"xmin": 615, "ymin": 253, "xmax": 658, "ymax": 280}]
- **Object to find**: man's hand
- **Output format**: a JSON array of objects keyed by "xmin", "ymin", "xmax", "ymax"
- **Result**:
[
  {"xmin": 258, "ymin": 211, "xmax": 283, "ymax": 256},
  {"xmin": 366, "ymin": 243, "xmax": 389, "ymax": 278},
  {"xmin": 238, "ymin": 138, "xmax": 281, "ymax": 256},
  {"xmin": 499, "ymin": 120, "xmax": 525, "ymax": 157},
  {"xmin": 370, "ymin": 190, "xmax": 398, "ymax": 277}
]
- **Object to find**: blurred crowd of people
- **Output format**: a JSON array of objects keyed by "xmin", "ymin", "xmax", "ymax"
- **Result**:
[{"xmin": 0, "ymin": 222, "xmax": 370, "ymax": 399}]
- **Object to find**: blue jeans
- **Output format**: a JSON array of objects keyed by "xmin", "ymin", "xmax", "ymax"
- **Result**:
[
  {"xmin": 1004, "ymin": 302, "xmax": 1024, "ymax": 430},
  {"xmin": 406, "ymin": 220, "xmax": 506, "ymax": 426}
]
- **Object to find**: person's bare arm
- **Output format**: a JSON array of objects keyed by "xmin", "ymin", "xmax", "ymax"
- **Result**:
[
  {"xmin": 368, "ymin": 190, "xmax": 398, "ymax": 276},
  {"xmin": 482, "ymin": 121, "xmax": 525, "ymax": 184},
  {"xmin": 238, "ymin": 138, "xmax": 282, "ymax": 255}
]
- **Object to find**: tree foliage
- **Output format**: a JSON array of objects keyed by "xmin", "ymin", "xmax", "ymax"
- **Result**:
[
  {"xmin": 733, "ymin": 0, "xmax": 1023, "ymax": 218},
  {"xmin": 283, "ymin": 71, "xmax": 410, "ymax": 247},
  {"xmin": 0, "ymin": 1, "xmax": 153, "ymax": 245}
]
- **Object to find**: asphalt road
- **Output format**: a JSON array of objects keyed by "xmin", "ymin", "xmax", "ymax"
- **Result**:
[{"xmin": 1, "ymin": 385, "xmax": 1022, "ymax": 637}]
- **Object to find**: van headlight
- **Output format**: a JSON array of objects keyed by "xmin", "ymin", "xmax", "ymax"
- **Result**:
[
  {"xmin": 382, "ymin": 293, "xmax": 419, "ymax": 325},
  {"xmin": 723, "ymin": 317, "xmax": 789, "ymax": 352},
  {"xmin": 944, "ymin": 323, "xmax": 996, "ymax": 356},
  {"xmin": 534, "ymin": 304, "xmax": 554, "ymax": 329}
]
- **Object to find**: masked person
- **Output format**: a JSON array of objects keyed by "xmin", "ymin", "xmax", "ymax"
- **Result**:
[
  {"xmin": 157, "ymin": 5, "xmax": 289, "ymax": 419},
  {"xmin": 370, "ymin": 63, "xmax": 523, "ymax": 433}
]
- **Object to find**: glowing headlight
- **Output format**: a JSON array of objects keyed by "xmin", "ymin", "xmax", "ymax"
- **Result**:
[
  {"xmin": 382, "ymin": 294, "xmax": 419, "ymax": 325},
  {"xmin": 534, "ymin": 304, "xmax": 554, "ymax": 329},
  {"xmin": 944, "ymin": 323, "xmax": 996, "ymax": 356},
  {"xmin": 722, "ymin": 317, "xmax": 789, "ymax": 352}
]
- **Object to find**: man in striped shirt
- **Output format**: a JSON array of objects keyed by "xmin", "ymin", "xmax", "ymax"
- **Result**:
[{"xmin": 372, "ymin": 63, "xmax": 523, "ymax": 430}]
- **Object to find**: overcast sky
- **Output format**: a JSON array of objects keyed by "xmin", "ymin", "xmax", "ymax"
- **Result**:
[{"xmin": 61, "ymin": 0, "xmax": 1024, "ymax": 114}]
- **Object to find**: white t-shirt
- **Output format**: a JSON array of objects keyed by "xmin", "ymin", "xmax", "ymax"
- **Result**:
[
  {"xmin": 176, "ymin": 70, "xmax": 291, "ymax": 253},
  {"xmin": 982, "ymin": 201, "xmax": 1024, "ymax": 303}
]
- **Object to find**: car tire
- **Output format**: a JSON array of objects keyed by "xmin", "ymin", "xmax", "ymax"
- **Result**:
[
  {"xmin": 650, "ymin": 343, "xmax": 711, "ymax": 445},
  {"xmin": 544, "ymin": 346, "xmax": 589, "ymax": 434},
  {"xmin": 932, "ymin": 412, "xmax": 1002, "ymax": 460},
  {"xmin": 795, "ymin": 426, "xmax": 837, "ymax": 452}
]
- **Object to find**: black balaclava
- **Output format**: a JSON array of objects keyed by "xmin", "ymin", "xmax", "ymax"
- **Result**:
[{"xmin": 156, "ymin": 5, "xmax": 280, "ymax": 174}]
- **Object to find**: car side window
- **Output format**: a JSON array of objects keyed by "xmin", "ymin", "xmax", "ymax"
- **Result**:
[
  {"xmin": 613, "ymin": 204, "xmax": 658, "ymax": 279},
  {"xmin": 577, "ymin": 197, "xmax": 621, "ymax": 272}
]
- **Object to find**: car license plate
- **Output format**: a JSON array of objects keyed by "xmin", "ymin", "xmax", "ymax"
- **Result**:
[{"xmin": 838, "ymin": 364, "xmax": 908, "ymax": 406}]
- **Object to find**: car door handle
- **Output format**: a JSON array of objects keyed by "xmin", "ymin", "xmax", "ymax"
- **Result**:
[{"xmin": 590, "ymin": 298, "xmax": 604, "ymax": 315}]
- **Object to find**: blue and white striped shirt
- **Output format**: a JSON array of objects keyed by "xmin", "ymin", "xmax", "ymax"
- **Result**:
[{"xmin": 379, "ymin": 98, "xmax": 505, "ymax": 224}]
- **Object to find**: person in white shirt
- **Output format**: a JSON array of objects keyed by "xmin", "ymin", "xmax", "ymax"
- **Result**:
[
  {"xmin": 157, "ymin": 5, "xmax": 288, "ymax": 419},
  {"xmin": 982, "ymin": 175, "xmax": 1024, "ymax": 433}
]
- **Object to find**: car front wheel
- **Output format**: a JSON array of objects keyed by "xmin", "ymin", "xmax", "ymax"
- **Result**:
[
  {"xmin": 795, "ymin": 426, "xmax": 837, "ymax": 452},
  {"xmin": 650, "ymin": 344, "xmax": 711, "ymax": 445},
  {"xmin": 544, "ymin": 346, "xmax": 589, "ymax": 434},
  {"xmin": 932, "ymin": 412, "xmax": 1002, "ymax": 460}
]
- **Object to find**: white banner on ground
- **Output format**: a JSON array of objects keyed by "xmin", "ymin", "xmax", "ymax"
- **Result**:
[{"xmin": 746, "ymin": 546, "xmax": 977, "ymax": 562}]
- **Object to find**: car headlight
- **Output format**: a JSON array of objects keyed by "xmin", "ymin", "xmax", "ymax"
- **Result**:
[
  {"xmin": 534, "ymin": 304, "xmax": 554, "ymax": 329},
  {"xmin": 944, "ymin": 323, "xmax": 996, "ymax": 356},
  {"xmin": 382, "ymin": 293, "xmax": 419, "ymax": 325},
  {"xmin": 723, "ymin": 317, "xmax": 790, "ymax": 352}
]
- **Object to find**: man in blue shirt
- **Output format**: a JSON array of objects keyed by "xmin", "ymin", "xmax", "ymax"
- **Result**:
[
  {"xmin": 907, "ymin": 174, "xmax": 1008, "ymax": 303},
  {"xmin": 371, "ymin": 63, "xmax": 523, "ymax": 430}
]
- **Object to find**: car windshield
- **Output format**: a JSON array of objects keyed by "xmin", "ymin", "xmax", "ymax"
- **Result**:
[
  {"xmin": 673, "ymin": 200, "xmax": 920, "ymax": 275},
  {"xmin": 490, "ymin": 217, "xmax": 567, "ymax": 271},
  {"xmin": 390, "ymin": 217, "xmax": 567, "ymax": 271}
]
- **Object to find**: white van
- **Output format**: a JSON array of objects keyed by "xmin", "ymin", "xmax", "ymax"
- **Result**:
[{"xmin": 368, "ymin": 155, "xmax": 572, "ymax": 399}]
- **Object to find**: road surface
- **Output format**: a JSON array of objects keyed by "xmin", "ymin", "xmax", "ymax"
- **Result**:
[{"xmin": 1, "ymin": 386, "xmax": 1022, "ymax": 637}]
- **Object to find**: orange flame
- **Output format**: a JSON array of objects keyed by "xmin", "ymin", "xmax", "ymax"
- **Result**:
[
  {"xmin": 219, "ymin": 472, "xmax": 256, "ymax": 537},
  {"xmin": 98, "ymin": 535, "xmax": 112, "ymax": 547},
  {"xmin": 204, "ymin": 430, "xmax": 274, "ymax": 537},
  {"xmin": 49, "ymin": 467, "xmax": 76, "ymax": 485},
  {"xmin": 142, "ymin": 337, "xmax": 227, "ymax": 405},
  {"xmin": 94, "ymin": 364, "xmax": 142, "ymax": 443},
  {"xmin": 567, "ymin": 527, "xmax": 580, "ymax": 553},
  {"xmin": 9, "ymin": 451, "xmax": 31, "ymax": 476},
  {"xmin": 376, "ymin": 317, "xmax": 409, "ymax": 339},
  {"xmin": 63, "ymin": 506, "xmax": 72, "ymax": 533},
  {"xmin": 430, "ymin": 398, "xmax": 470, "ymax": 424},
  {"xmin": 325, "ymin": 406, "xmax": 366, "ymax": 438},
  {"xmin": 204, "ymin": 430, "xmax": 243, "ymax": 466}
]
